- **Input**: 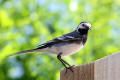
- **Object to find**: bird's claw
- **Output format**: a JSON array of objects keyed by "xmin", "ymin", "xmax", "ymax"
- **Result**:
[{"xmin": 65, "ymin": 65, "xmax": 75, "ymax": 74}]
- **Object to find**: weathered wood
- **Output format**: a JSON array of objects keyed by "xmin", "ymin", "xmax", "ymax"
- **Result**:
[
  {"xmin": 60, "ymin": 63, "xmax": 94, "ymax": 80},
  {"xmin": 94, "ymin": 52, "xmax": 120, "ymax": 80},
  {"xmin": 60, "ymin": 52, "xmax": 120, "ymax": 80}
]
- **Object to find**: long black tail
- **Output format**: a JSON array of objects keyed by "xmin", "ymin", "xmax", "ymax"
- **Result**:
[{"xmin": 9, "ymin": 48, "xmax": 41, "ymax": 56}]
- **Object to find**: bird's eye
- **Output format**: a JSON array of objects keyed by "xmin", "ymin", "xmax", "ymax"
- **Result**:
[{"xmin": 82, "ymin": 24, "xmax": 85, "ymax": 26}]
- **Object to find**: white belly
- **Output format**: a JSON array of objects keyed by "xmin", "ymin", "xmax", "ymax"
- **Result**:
[
  {"xmin": 43, "ymin": 43, "xmax": 83, "ymax": 56},
  {"xmin": 59, "ymin": 43, "xmax": 83, "ymax": 56}
]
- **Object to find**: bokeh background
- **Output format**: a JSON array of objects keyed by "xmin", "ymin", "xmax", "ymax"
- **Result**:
[{"xmin": 0, "ymin": 0, "xmax": 120, "ymax": 80}]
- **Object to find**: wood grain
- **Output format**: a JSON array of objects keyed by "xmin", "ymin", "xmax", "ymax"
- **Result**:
[
  {"xmin": 94, "ymin": 52, "xmax": 120, "ymax": 80},
  {"xmin": 60, "ymin": 52, "xmax": 120, "ymax": 80},
  {"xmin": 60, "ymin": 63, "xmax": 94, "ymax": 80}
]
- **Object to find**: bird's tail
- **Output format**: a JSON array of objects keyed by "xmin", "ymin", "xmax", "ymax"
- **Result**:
[{"xmin": 9, "ymin": 48, "xmax": 41, "ymax": 56}]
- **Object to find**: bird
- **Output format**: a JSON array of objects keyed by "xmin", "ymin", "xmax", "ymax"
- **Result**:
[{"xmin": 9, "ymin": 22, "xmax": 91, "ymax": 72}]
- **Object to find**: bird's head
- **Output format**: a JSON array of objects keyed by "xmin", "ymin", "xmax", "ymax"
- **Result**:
[
  {"xmin": 76, "ymin": 22, "xmax": 91, "ymax": 34},
  {"xmin": 77, "ymin": 22, "xmax": 91, "ymax": 30},
  {"xmin": 77, "ymin": 22, "xmax": 91, "ymax": 34}
]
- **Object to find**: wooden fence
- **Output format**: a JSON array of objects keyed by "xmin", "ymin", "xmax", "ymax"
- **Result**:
[{"xmin": 60, "ymin": 52, "xmax": 120, "ymax": 80}]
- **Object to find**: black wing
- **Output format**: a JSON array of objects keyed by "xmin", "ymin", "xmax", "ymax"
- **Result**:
[{"xmin": 37, "ymin": 35, "xmax": 82, "ymax": 49}]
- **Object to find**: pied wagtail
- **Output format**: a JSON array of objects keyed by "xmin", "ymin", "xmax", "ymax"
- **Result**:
[{"xmin": 10, "ymin": 22, "xmax": 91, "ymax": 72}]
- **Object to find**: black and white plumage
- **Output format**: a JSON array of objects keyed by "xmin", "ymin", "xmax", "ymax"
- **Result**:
[{"xmin": 10, "ymin": 22, "xmax": 91, "ymax": 71}]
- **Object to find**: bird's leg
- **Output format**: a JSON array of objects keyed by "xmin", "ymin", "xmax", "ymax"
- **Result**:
[
  {"xmin": 60, "ymin": 58, "xmax": 71, "ymax": 66},
  {"xmin": 57, "ymin": 53, "xmax": 67, "ymax": 68},
  {"xmin": 57, "ymin": 53, "xmax": 74, "ymax": 73}
]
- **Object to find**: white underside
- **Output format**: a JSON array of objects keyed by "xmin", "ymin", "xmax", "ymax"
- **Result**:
[{"xmin": 40, "ymin": 43, "xmax": 84, "ymax": 56}]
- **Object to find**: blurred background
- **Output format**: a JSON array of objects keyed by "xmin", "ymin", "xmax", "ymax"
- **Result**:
[{"xmin": 0, "ymin": 0, "xmax": 120, "ymax": 80}]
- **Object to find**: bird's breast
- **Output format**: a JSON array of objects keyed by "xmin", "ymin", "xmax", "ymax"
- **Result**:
[
  {"xmin": 43, "ymin": 42, "xmax": 84, "ymax": 56},
  {"xmin": 59, "ymin": 43, "xmax": 83, "ymax": 56}
]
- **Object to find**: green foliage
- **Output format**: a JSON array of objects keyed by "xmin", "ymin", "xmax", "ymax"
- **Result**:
[{"xmin": 0, "ymin": 0, "xmax": 120, "ymax": 80}]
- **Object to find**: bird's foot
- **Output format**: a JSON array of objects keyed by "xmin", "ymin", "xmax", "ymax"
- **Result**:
[{"xmin": 65, "ymin": 65, "xmax": 75, "ymax": 74}]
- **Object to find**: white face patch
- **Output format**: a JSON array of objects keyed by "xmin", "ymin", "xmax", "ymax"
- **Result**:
[
  {"xmin": 85, "ymin": 23, "xmax": 91, "ymax": 28},
  {"xmin": 77, "ymin": 22, "xmax": 91, "ymax": 29}
]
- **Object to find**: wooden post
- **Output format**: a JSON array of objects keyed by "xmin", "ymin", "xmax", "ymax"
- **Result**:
[{"xmin": 60, "ymin": 52, "xmax": 120, "ymax": 80}]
